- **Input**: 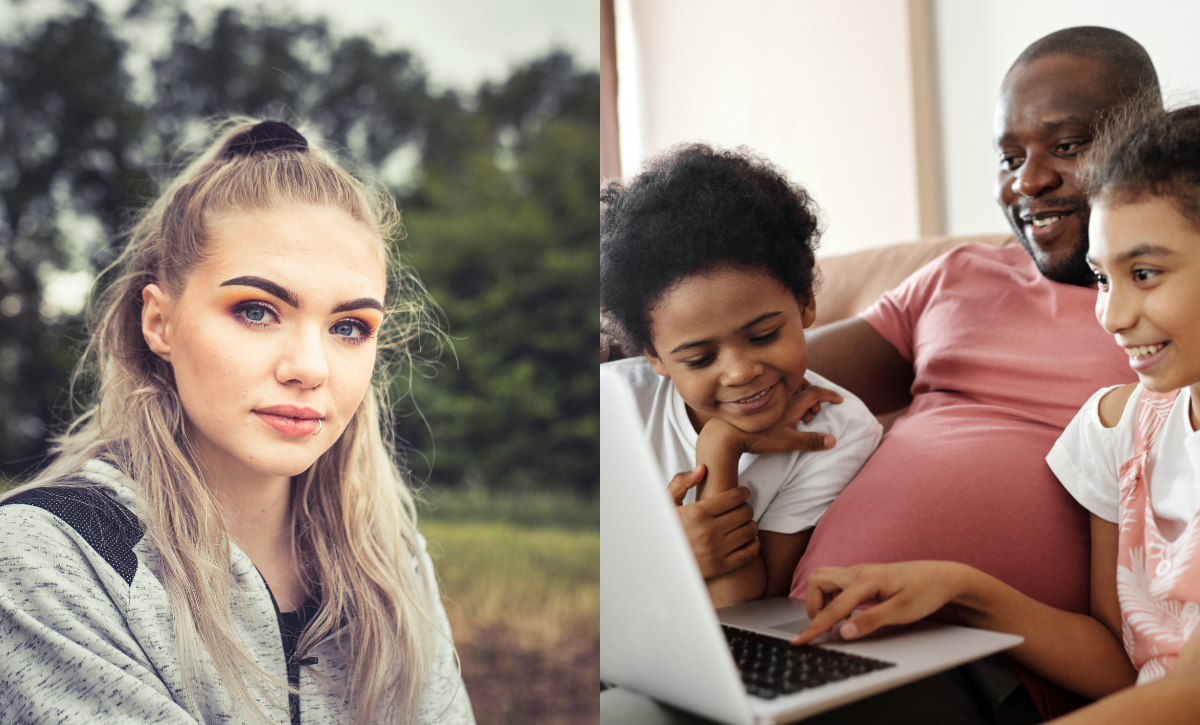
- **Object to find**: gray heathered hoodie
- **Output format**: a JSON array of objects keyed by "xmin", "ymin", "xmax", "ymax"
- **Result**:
[{"xmin": 0, "ymin": 459, "xmax": 475, "ymax": 724}]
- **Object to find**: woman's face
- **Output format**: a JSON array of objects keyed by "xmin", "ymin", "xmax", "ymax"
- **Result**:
[{"xmin": 141, "ymin": 204, "xmax": 386, "ymax": 480}]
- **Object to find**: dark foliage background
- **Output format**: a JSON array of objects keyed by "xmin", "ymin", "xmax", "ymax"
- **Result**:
[{"xmin": 0, "ymin": 0, "xmax": 599, "ymax": 495}]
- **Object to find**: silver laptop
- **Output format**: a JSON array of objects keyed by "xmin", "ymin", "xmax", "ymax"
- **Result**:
[{"xmin": 600, "ymin": 367, "xmax": 1023, "ymax": 724}]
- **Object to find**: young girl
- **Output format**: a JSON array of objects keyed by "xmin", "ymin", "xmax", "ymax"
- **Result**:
[
  {"xmin": 599, "ymin": 144, "xmax": 882, "ymax": 610},
  {"xmin": 0, "ymin": 120, "xmax": 473, "ymax": 724},
  {"xmin": 793, "ymin": 105, "xmax": 1200, "ymax": 723}
]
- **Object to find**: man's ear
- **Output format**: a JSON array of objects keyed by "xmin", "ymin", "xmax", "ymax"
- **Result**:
[
  {"xmin": 801, "ymin": 295, "xmax": 817, "ymax": 329},
  {"xmin": 644, "ymin": 348, "xmax": 670, "ymax": 378},
  {"xmin": 141, "ymin": 284, "xmax": 173, "ymax": 362}
]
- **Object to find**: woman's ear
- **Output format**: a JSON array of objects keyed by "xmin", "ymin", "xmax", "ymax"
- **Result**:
[
  {"xmin": 142, "ymin": 284, "xmax": 173, "ymax": 362},
  {"xmin": 801, "ymin": 296, "xmax": 817, "ymax": 329}
]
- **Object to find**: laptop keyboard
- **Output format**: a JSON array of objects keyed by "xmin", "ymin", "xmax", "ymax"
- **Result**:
[{"xmin": 722, "ymin": 625, "xmax": 895, "ymax": 700}]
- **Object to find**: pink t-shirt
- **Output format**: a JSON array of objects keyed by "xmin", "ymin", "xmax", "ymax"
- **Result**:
[{"xmin": 791, "ymin": 244, "xmax": 1137, "ymax": 614}]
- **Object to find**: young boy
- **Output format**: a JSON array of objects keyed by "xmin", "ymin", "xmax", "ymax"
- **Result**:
[{"xmin": 600, "ymin": 144, "xmax": 882, "ymax": 607}]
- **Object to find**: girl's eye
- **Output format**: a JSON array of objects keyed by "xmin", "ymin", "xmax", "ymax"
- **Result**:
[
  {"xmin": 683, "ymin": 354, "xmax": 714, "ymax": 369},
  {"xmin": 750, "ymin": 329, "xmax": 780, "ymax": 344},
  {"xmin": 1133, "ymin": 268, "xmax": 1159, "ymax": 283},
  {"xmin": 1093, "ymin": 271, "xmax": 1109, "ymax": 290},
  {"xmin": 233, "ymin": 301, "xmax": 279, "ymax": 327},
  {"xmin": 330, "ymin": 318, "xmax": 374, "ymax": 344}
]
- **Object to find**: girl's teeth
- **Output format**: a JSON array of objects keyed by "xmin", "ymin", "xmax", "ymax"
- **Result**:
[
  {"xmin": 1126, "ymin": 343, "xmax": 1166, "ymax": 359},
  {"xmin": 1033, "ymin": 216, "xmax": 1060, "ymax": 228}
]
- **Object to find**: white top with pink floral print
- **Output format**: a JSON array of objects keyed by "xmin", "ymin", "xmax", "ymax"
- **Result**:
[{"xmin": 1049, "ymin": 385, "xmax": 1200, "ymax": 683}]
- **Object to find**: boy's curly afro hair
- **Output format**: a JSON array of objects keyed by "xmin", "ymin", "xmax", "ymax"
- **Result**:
[{"xmin": 600, "ymin": 143, "xmax": 822, "ymax": 354}]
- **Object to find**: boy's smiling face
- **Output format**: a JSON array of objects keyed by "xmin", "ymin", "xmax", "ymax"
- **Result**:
[{"xmin": 644, "ymin": 266, "xmax": 815, "ymax": 434}]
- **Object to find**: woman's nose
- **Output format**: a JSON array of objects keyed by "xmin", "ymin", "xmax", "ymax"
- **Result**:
[{"xmin": 276, "ymin": 323, "xmax": 329, "ymax": 389}]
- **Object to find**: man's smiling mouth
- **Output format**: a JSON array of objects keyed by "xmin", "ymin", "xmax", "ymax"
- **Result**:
[{"xmin": 1021, "ymin": 210, "xmax": 1072, "ymax": 228}]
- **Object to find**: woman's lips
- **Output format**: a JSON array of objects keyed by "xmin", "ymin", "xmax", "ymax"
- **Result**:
[
  {"xmin": 254, "ymin": 407, "xmax": 321, "ymax": 438},
  {"xmin": 722, "ymin": 381, "xmax": 779, "ymax": 414}
]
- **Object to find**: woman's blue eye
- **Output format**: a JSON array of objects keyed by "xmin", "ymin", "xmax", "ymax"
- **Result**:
[
  {"xmin": 234, "ymin": 302, "xmax": 278, "ymax": 326},
  {"xmin": 330, "ymin": 318, "xmax": 372, "ymax": 343}
]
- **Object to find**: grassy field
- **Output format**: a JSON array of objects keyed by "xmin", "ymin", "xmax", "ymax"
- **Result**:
[{"xmin": 418, "ymin": 489, "xmax": 599, "ymax": 725}]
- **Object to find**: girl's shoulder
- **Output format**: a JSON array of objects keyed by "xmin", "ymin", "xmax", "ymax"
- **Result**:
[{"xmin": 1097, "ymin": 383, "xmax": 1141, "ymax": 429}]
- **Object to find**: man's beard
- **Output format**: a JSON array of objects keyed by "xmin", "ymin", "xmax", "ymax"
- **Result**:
[{"xmin": 1006, "ymin": 195, "xmax": 1096, "ymax": 287}]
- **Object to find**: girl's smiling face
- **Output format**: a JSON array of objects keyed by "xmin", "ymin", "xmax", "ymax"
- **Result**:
[
  {"xmin": 1089, "ymin": 196, "xmax": 1200, "ymax": 401},
  {"xmin": 644, "ymin": 266, "xmax": 815, "ymax": 434},
  {"xmin": 141, "ymin": 204, "xmax": 386, "ymax": 479}
]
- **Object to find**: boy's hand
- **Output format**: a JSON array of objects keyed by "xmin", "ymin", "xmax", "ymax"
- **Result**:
[
  {"xmin": 668, "ymin": 466, "xmax": 760, "ymax": 579},
  {"xmin": 786, "ymin": 380, "xmax": 845, "ymax": 427},
  {"xmin": 698, "ymin": 382, "xmax": 843, "ymax": 460},
  {"xmin": 792, "ymin": 561, "xmax": 968, "ymax": 645}
]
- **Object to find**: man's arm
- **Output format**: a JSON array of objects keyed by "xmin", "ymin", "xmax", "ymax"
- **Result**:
[
  {"xmin": 762, "ymin": 529, "xmax": 812, "ymax": 598},
  {"xmin": 805, "ymin": 317, "xmax": 914, "ymax": 415}
]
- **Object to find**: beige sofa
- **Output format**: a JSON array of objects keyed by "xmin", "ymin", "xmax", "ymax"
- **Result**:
[{"xmin": 601, "ymin": 232, "xmax": 1016, "ymax": 362}]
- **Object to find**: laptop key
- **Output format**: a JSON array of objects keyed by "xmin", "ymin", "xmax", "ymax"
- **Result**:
[{"xmin": 722, "ymin": 625, "xmax": 895, "ymax": 699}]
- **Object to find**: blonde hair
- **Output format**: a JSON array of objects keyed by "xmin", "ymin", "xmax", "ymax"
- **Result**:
[{"xmin": 20, "ymin": 117, "xmax": 446, "ymax": 723}]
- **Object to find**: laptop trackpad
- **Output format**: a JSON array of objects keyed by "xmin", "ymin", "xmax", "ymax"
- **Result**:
[{"xmin": 766, "ymin": 618, "xmax": 806, "ymax": 637}]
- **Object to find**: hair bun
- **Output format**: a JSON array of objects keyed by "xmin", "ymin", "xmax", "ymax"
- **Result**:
[{"xmin": 220, "ymin": 121, "xmax": 308, "ymax": 159}]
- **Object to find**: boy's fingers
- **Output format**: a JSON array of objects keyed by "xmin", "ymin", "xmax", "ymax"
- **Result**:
[
  {"xmin": 785, "ymin": 430, "xmax": 836, "ymax": 451},
  {"xmin": 724, "ymin": 537, "xmax": 761, "ymax": 571},
  {"xmin": 667, "ymin": 465, "xmax": 706, "ymax": 505},
  {"xmin": 725, "ymin": 520, "xmax": 757, "ymax": 551},
  {"xmin": 700, "ymin": 485, "xmax": 752, "ymax": 516},
  {"xmin": 715, "ymin": 503, "xmax": 754, "ymax": 534},
  {"xmin": 788, "ymin": 383, "xmax": 844, "ymax": 410}
]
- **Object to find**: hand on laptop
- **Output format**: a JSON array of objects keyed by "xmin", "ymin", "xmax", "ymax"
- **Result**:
[
  {"xmin": 669, "ymin": 468, "xmax": 761, "ymax": 579},
  {"xmin": 791, "ymin": 561, "xmax": 971, "ymax": 646}
]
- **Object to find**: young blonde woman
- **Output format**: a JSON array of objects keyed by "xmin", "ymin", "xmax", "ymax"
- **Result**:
[{"xmin": 0, "ymin": 120, "xmax": 474, "ymax": 725}]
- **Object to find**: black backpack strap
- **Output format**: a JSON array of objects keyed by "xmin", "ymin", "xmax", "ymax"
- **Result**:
[{"xmin": 3, "ymin": 484, "xmax": 145, "ymax": 585}]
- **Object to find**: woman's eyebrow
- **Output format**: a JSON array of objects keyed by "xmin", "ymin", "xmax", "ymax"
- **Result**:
[
  {"xmin": 332, "ymin": 298, "xmax": 384, "ymax": 313},
  {"xmin": 219, "ymin": 276, "xmax": 299, "ymax": 307}
]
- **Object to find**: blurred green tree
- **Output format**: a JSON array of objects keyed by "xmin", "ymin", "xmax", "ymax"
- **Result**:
[{"xmin": 0, "ymin": 1, "xmax": 598, "ymax": 493}]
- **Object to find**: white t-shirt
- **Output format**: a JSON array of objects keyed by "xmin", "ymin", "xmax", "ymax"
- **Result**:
[
  {"xmin": 1048, "ymin": 385, "xmax": 1200, "ymax": 541},
  {"xmin": 601, "ymin": 357, "xmax": 883, "ymax": 534}
]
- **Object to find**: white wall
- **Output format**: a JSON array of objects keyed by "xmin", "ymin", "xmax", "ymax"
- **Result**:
[
  {"xmin": 934, "ymin": 0, "xmax": 1200, "ymax": 238},
  {"xmin": 615, "ymin": 0, "xmax": 922, "ymax": 257}
]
